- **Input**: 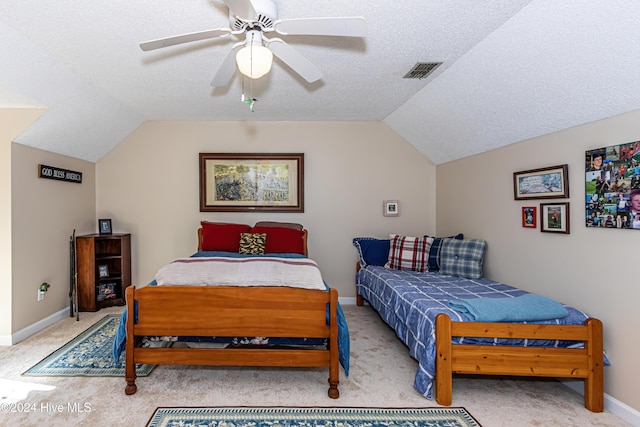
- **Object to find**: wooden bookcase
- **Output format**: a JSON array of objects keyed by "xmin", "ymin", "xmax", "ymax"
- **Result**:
[{"xmin": 76, "ymin": 233, "xmax": 131, "ymax": 312}]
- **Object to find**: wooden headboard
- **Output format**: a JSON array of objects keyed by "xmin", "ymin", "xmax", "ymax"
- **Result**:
[{"xmin": 197, "ymin": 228, "xmax": 309, "ymax": 256}]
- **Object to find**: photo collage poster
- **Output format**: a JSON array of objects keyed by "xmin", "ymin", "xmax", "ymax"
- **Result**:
[{"xmin": 585, "ymin": 141, "xmax": 640, "ymax": 229}]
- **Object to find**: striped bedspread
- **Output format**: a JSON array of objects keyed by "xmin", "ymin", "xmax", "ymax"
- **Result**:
[{"xmin": 155, "ymin": 256, "xmax": 326, "ymax": 290}]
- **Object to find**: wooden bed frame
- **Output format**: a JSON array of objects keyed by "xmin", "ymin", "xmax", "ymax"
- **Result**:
[
  {"xmin": 435, "ymin": 313, "xmax": 603, "ymax": 412},
  {"xmin": 355, "ymin": 272, "xmax": 604, "ymax": 412},
  {"xmin": 125, "ymin": 286, "xmax": 340, "ymax": 398},
  {"xmin": 125, "ymin": 226, "xmax": 339, "ymax": 398}
]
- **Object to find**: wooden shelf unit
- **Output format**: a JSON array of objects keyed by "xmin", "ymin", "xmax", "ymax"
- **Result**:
[{"xmin": 76, "ymin": 233, "xmax": 131, "ymax": 312}]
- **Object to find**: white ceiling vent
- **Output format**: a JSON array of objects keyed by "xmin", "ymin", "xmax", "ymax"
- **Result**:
[{"xmin": 403, "ymin": 62, "xmax": 442, "ymax": 79}]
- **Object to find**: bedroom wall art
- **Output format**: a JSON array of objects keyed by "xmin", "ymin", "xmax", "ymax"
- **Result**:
[
  {"xmin": 585, "ymin": 141, "xmax": 640, "ymax": 229},
  {"xmin": 38, "ymin": 164, "xmax": 83, "ymax": 184},
  {"xmin": 199, "ymin": 153, "xmax": 304, "ymax": 212},
  {"xmin": 513, "ymin": 165, "xmax": 569, "ymax": 200},
  {"xmin": 522, "ymin": 206, "xmax": 537, "ymax": 228},
  {"xmin": 383, "ymin": 200, "xmax": 399, "ymax": 217},
  {"xmin": 540, "ymin": 202, "xmax": 570, "ymax": 234}
]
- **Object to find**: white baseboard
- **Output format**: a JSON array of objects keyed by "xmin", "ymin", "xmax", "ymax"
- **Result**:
[
  {"xmin": 339, "ymin": 296, "xmax": 358, "ymax": 305},
  {"xmin": 0, "ymin": 307, "xmax": 70, "ymax": 346},
  {"xmin": 560, "ymin": 379, "xmax": 640, "ymax": 425}
]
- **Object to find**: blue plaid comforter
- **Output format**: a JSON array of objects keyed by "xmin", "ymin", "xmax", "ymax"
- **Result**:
[{"xmin": 356, "ymin": 265, "xmax": 594, "ymax": 399}]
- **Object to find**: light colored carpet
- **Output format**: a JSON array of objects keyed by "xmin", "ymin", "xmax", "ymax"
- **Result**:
[{"xmin": 0, "ymin": 305, "xmax": 631, "ymax": 427}]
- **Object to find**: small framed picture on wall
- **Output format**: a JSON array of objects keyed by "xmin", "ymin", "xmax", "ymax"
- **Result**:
[
  {"xmin": 522, "ymin": 206, "xmax": 537, "ymax": 228},
  {"xmin": 383, "ymin": 200, "xmax": 399, "ymax": 217},
  {"xmin": 540, "ymin": 202, "xmax": 570, "ymax": 234}
]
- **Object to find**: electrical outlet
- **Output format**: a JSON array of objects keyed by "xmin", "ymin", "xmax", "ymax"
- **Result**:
[{"xmin": 37, "ymin": 290, "xmax": 45, "ymax": 301}]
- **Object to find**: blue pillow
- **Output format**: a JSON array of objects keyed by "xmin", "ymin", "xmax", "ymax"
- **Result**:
[
  {"xmin": 424, "ymin": 233, "xmax": 464, "ymax": 272},
  {"xmin": 353, "ymin": 238, "xmax": 390, "ymax": 267}
]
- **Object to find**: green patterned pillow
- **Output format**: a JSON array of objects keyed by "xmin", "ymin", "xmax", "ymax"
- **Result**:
[{"xmin": 238, "ymin": 233, "xmax": 266, "ymax": 255}]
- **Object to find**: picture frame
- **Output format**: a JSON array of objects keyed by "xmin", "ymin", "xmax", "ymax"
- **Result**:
[
  {"xmin": 522, "ymin": 206, "xmax": 537, "ymax": 228},
  {"xmin": 98, "ymin": 218, "xmax": 112, "ymax": 235},
  {"xmin": 540, "ymin": 202, "xmax": 570, "ymax": 234},
  {"xmin": 383, "ymin": 200, "xmax": 399, "ymax": 217},
  {"xmin": 199, "ymin": 153, "xmax": 304, "ymax": 212},
  {"xmin": 98, "ymin": 265, "xmax": 109, "ymax": 278},
  {"xmin": 513, "ymin": 164, "xmax": 569, "ymax": 200},
  {"xmin": 585, "ymin": 142, "xmax": 640, "ymax": 230}
]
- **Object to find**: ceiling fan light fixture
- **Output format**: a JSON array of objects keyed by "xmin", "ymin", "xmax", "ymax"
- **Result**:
[{"xmin": 236, "ymin": 43, "xmax": 273, "ymax": 79}]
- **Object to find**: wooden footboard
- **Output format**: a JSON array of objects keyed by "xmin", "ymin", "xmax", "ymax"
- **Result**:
[
  {"xmin": 125, "ymin": 285, "xmax": 340, "ymax": 398},
  {"xmin": 435, "ymin": 313, "xmax": 604, "ymax": 412}
]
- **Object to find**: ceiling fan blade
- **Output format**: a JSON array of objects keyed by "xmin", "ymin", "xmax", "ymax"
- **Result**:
[
  {"xmin": 140, "ymin": 28, "xmax": 231, "ymax": 51},
  {"xmin": 273, "ymin": 17, "xmax": 367, "ymax": 37},
  {"xmin": 223, "ymin": 0, "xmax": 258, "ymax": 20},
  {"xmin": 211, "ymin": 44, "xmax": 243, "ymax": 87},
  {"xmin": 266, "ymin": 38, "xmax": 323, "ymax": 83}
]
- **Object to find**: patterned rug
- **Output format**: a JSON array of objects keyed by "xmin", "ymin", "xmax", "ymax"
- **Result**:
[
  {"xmin": 146, "ymin": 407, "xmax": 482, "ymax": 427},
  {"xmin": 23, "ymin": 314, "xmax": 160, "ymax": 376}
]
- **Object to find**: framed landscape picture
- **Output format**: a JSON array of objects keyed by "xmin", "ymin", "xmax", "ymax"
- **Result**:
[
  {"xmin": 585, "ymin": 141, "xmax": 640, "ymax": 230},
  {"xmin": 513, "ymin": 165, "xmax": 569, "ymax": 200},
  {"xmin": 199, "ymin": 153, "xmax": 304, "ymax": 212}
]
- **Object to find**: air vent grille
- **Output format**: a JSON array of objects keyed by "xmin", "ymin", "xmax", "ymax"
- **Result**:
[{"xmin": 403, "ymin": 62, "xmax": 443, "ymax": 79}]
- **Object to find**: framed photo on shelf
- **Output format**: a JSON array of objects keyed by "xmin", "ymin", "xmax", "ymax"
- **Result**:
[
  {"xmin": 513, "ymin": 164, "xmax": 569, "ymax": 200},
  {"xmin": 383, "ymin": 200, "xmax": 399, "ymax": 217},
  {"xmin": 522, "ymin": 206, "xmax": 537, "ymax": 228},
  {"xmin": 540, "ymin": 202, "xmax": 570, "ymax": 234},
  {"xmin": 199, "ymin": 153, "xmax": 304, "ymax": 212},
  {"xmin": 98, "ymin": 265, "xmax": 109, "ymax": 278},
  {"xmin": 98, "ymin": 218, "xmax": 112, "ymax": 235}
]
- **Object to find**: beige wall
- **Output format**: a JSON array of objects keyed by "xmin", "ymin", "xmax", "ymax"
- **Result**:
[
  {"xmin": 0, "ymin": 108, "xmax": 45, "ymax": 338},
  {"xmin": 96, "ymin": 121, "xmax": 436, "ymax": 296},
  {"xmin": 436, "ymin": 108, "xmax": 640, "ymax": 411},
  {"xmin": 10, "ymin": 143, "xmax": 95, "ymax": 333}
]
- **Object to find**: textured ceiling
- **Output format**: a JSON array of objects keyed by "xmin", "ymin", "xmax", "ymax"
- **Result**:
[{"xmin": 1, "ymin": 1, "xmax": 640, "ymax": 164}]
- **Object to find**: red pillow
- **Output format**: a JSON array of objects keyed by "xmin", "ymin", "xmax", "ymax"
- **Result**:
[
  {"xmin": 200, "ymin": 222, "xmax": 251, "ymax": 252},
  {"xmin": 250, "ymin": 226, "xmax": 305, "ymax": 254}
]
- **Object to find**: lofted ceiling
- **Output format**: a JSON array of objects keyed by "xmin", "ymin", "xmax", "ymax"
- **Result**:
[{"xmin": 1, "ymin": 1, "xmax": 640, "ymax": 164}]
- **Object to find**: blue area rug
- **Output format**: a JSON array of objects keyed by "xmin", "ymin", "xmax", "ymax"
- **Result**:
[
  {"xmin": 146, "ymin": 407, "xmax": 482, "ymax": 427},
  {"xmin": 23, "ymin": 314, "xmax": 160, "ymax": 376}
]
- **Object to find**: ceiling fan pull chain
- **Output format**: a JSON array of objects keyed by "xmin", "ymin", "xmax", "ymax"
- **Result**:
[{"xmin": 241, "ymin": 74, "xmax": 245, "ymax": 102}]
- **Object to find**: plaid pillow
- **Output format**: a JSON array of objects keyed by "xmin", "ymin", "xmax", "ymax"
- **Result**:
[
  {"xmin": 425, "ymin": 233, "xmax": 464, "ymax": 272},
  {"xmin": 385, "ymin": 234, "xmax": 434, "ymax": 272},
  {"xmin": 439, "ymin": 238, "xmax": 487, "ymax": 279},
  {"xmin": 238, "ymin": 233, "xmax": 266, "ymax": 255}
]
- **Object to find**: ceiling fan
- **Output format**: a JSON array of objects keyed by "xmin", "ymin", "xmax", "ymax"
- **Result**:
[{"xmin": 140, "ymin": 0, "xmax": 367, "ymax": 87}]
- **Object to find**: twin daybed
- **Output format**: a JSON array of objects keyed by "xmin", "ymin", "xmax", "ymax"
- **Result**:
[
  {"xmin": 113, "ymin": 221, "xmax": 348, "ymax": 398},
  {"xmin": 354, "ymin": 234, "xmax": 605, "ymax": 412}
]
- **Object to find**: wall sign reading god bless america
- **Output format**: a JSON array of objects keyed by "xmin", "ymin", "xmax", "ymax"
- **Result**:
[{"xmin": 38, "ymin": 164, "xmax": 82, "ymax": 183}]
